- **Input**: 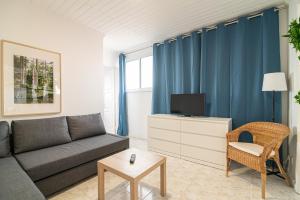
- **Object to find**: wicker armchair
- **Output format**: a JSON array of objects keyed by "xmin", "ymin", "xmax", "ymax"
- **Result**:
[{"xmin": 226, "ymin": 122, "xmax": 290, "ymax": 199}]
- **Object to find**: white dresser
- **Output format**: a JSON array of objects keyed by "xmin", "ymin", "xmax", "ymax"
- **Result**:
[{"xmin": 147, "ymin": 114, "xmax": 232, "ymax": 169}]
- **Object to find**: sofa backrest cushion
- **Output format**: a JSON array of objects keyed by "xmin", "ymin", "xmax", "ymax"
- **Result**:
[
  {"xmin": 66, "ymin": 113, "xmax": 106, "ymax": 140},
  {"xmin": 12, "ymin": 117, "xmax": 71, "ymax": 154},
  {"xmin": 0, "ymin": 121, "xmax": 10, "ymax": 158}
]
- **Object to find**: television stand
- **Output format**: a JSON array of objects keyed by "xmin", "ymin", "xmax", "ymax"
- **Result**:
[{"xmin": 147, "ymin": 114, "xmax": 232, "ymax": 170}]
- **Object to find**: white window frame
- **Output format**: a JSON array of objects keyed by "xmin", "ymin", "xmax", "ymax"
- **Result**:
[{"xmin": 125, "ymin": 47, "xmax": 153, "ymax": 93}]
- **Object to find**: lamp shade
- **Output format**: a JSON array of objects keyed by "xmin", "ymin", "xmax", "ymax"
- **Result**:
[{"xmin": 262, "ymin": 72, "xmax": 287, "ymax": 91}]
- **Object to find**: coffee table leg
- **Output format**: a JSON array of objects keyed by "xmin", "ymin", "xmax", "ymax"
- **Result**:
[
  {"xmin": 98, "ymin": 164, "xmax": 105, "ymax": 200},
  {"xmin": 160, "ymin": 160, "xmax": 166, "ymax": 196},
  {"xmin": 130, "ymin": 181, "xmax": 138, "ymax": 200}
]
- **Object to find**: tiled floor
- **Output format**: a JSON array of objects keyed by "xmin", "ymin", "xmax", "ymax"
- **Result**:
[{"xmin": 50, "ymin": 138, "xmax": 300, "ymax": 200}]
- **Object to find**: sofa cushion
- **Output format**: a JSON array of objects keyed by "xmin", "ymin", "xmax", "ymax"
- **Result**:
[
  {"xmin": 0, "ymin": 121, "xmax": 10, "ymax": 157},
  {"xmin": 67, "ymin": 113, "xmax": 106, "ymax": 140},
  {"xmin": 12, "ymin": 117, "xmax": 72, "ymax": 154},
  {"xmin": 0, "ymin": 156, "xmax": 45, "ymax": 200},
  {"xmin": 229, "ymin": 142, "xmax": 275, "ymax": 157},
  {"xmin": 15, "ymin": 134, "xmax": 129, "ymax": 181}
]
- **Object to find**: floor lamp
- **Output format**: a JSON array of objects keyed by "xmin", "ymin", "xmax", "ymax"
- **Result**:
[{"xmin": 262, "ymin": 72, "xmax": 288, "ymax": 178}]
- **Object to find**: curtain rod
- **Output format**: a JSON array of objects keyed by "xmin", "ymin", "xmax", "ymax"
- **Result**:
[
  {"xmin": 223, "ymin": 12, "xmax": 264, "ymax": 27},
  {"xmin": 125, "ymin": 4, "xmax": 286, "ymax": 54}
]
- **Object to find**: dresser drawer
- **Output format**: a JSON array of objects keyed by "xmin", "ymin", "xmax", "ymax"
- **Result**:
[
  {"xmin": 148, "ymin": 128, "xmax": 180, "ymax": 143},
  {"xmin": 181, "ymin": 133, "xmax": 226, "ymax": 152},
  {"xmin": 181, "ymin": 120, "xmax": 228, "ymax": 137},
  {"xmin": 181, "ymin": 145, "xmax": 225, "ymax": 166},
  {"xmin": 148, "ymin": 117, "xmax": 180, "ymax": 131},
  {"xmin": 148, "ymin": 138, "xmax": 180, "ymax": 155}
]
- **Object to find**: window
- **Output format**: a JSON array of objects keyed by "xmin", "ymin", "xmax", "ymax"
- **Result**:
[
  {"xmin": 126, "ymin": 56, "xmax": 153, "ymax": 91},
  {"xmin": 141, "ymin": 56, "xmax": 153, "ymax": 88},
  {"xmin": 125, "ymin": 60, "xmax": 140, "ymax": 90}
]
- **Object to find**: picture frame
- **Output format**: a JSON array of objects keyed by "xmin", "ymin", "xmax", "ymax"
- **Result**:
[{"xmin": 1, "ymin": 40, "xmax": 61, "ymax": 116}]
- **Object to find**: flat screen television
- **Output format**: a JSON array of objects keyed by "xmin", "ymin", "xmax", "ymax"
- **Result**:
[{"xmin": 170, "ymin": 94, "xmax": 205, "ymax": 116}]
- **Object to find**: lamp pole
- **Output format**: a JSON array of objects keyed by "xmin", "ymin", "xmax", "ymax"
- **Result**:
[
  {"xmin": 272, "ymin": 90, "xmax": 275, "ymax": 122},
  {"xmin": 262, "ymin": 72, "xmax": 288, "ymax": 179}
]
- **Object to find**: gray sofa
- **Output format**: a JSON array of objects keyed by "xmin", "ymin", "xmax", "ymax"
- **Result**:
[
  {"xmin": 0, "ymin": 121, "xmax": 45, "ymax": 200},
  {"xmin": 0, "ymin": 113, "xmax": 129, "ymax": 199}
]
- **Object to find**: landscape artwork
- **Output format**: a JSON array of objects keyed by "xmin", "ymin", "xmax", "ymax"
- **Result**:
[
  {"xmin": 2, "ymin": 40, "xmax": 61, "ymax": 116},
  {"xmin": 14, "ymin": 55, "xmax": 54, "ymax": 104}
]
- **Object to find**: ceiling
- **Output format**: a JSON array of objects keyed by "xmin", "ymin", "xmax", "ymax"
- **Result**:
[{"xmin": 31, "ymin": 0, "xmax": 286, "ymax": 52}]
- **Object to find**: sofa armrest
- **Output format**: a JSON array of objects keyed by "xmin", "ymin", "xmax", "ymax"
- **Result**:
[{"xmin": 0, "ymin": 121, "xmax": 10, "ymax": 157}]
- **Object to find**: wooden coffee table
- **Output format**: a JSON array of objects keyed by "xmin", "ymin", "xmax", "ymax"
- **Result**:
[{"xmin": 97, "ymin": 148, "xmax": 166, "ymax": 200}]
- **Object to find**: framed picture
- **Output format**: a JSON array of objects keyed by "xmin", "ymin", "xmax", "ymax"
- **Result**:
[{"xmin": 1, "ymin": 40, "xmax": 61, "ymax": 116}]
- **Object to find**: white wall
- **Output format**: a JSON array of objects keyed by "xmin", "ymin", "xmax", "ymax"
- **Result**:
[
  {"xmin": 103, "ymin": 45, "xmax": 119, "ymax": 133},
  {"xmin": 279, "ymin": 8, "xmax": 289, "ymax": 126},
  {"xmin": 126, "ymin": 47, "xmax": 152, "ymax": 139},
  {"xmin": 0, "ymin": 0, "xmax": 104, "ymax": 121},
  {"xmin": 103, "ymin": 46, "xmax": 119, "ymax": 67},
  {"xmin": 278, "ymin": 7, "xmax": 294, "ymax": 185},
  {"xmin": 103, "ymin": 67, "xmax": 116, "ymax": 133},
  {"xmin": 127, "ymin": 91, "xmax": 152, "ymax": 139},
  {"xmin": 288, "ymin": 0, "xmax": 300, "ymax": 193}
]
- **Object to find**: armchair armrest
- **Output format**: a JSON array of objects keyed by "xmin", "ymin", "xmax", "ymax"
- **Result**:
[
  {"xmin": 226, "ymin": 131, "xmax": 239, "ymax": 143},
  {"xmin": 261, "ymin": 140, "xmax": 276, "ymax": 159},
  {"xmin": 226, "ymin": 127, "xmax": 246, "ymax": 143}
]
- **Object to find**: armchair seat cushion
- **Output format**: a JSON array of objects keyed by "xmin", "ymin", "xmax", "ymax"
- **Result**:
[{"xmin": 229, "ymin": 142, "xmax": 275, "ymax": 157}]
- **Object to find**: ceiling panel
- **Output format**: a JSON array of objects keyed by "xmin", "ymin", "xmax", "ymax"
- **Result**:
[{"xmin": 30, "ymin": 0, "xmax": 286, "ymax": 52}]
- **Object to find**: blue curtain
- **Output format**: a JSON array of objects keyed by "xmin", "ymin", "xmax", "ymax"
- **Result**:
[
  {"xmin": 200, "ymin": 24, "xmax": 230, "ymax": 117},
  {"xmin": 152, "ymin": 33, "xmax": 201, "ymax": 113},
  {"xmin": 117, "ymin": 54, "xmax": 128, "ymax": 136},
  {"xmin": 152, "ymin": 8, "xmax": 281, "ymax": 133}
]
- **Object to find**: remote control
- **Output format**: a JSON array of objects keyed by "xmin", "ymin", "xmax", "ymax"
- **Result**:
[{"xmin": 130, "ymin": 154, "xmax": 136, "ymax": 164}]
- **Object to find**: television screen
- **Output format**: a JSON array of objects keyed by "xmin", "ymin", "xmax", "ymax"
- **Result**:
[{"xmin": 171, "ymin": 94, "xmax": 205, "ymax": 116}]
